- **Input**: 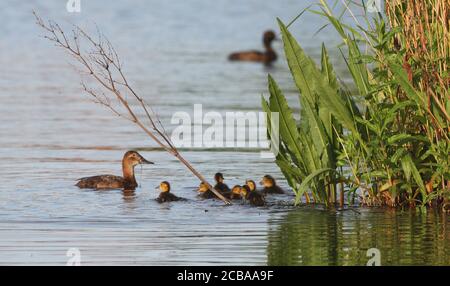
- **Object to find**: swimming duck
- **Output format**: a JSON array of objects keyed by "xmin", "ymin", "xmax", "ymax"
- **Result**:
[
  {"xmin": 260, "ymin": 175, "xmax": 284, "ymax": 194},
  {"xmin": 214, "ymin": 172, "xmax": 231, "ymax": 193},
  {"xmin": 75, "ymin": 150, "xmax": 153, "ymax": 190},
  {"xmin": 245, "ymin": 179, "xmax": 258, "ymax": 192},
  {"xmin": 197, "ymin": 182, "xmax": 218, "ymax": 199},
  {"xmin": 228, "ymin": 30, "xmax": 278, "ymax": 65},
  {"xmin": 229, "ymin": 185, "xmax": 243, "ymax": 200},
  {"xmin": 198, "ymin": 181, "xmax": 235, "ymax": 199},
  {"xmin": 240, "ymin": 185, "xmax": 265, "ymax": 206},
  {"xmin": 156, "ymin": 181, "xmax": 185, "ymax": 203}
]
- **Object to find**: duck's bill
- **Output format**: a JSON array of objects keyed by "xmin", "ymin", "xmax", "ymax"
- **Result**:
[{"xmin": 140, "ymin": 158, "xmax": 154, "ymax": 164}]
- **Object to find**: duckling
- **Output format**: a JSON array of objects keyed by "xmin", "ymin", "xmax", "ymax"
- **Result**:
[
  {"xmin": 260, "ymin": 175, "xmax": 284, "ymax": 194},
  {"xmin": 240, "ymin": 185, "xmax": 265, "ymax": 206},
  {"xmin": 156, "ymin": 181, "xmax": 185, "ymax": 203},
  {"xmin": 228, "ymin": 30, "xmax": 278, "ymax": 65},
  {"xmin": 214, "ymin": 172, "xmax": 231, "ymax": 194},
  {"xmin": 197, "ymin": 182, "xmax": 216, "ymax": 199},
  {"xmin": 245, "ymin": 179, "xmax": 258, "ymax": 192},
  {"xmin": 230, "ymin": 185, "xmax": 243, "ymax": 200},
  {"xmin": 75, "ymin": 150, "xmax": 153, "ymax": 190}
]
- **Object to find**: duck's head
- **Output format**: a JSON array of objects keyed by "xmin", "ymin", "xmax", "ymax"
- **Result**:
[
  {"xmin": 214, "ymin": 172, "xmax": 225, "ymax": 183},
  {"xmin": 245, "ymin": 179, "xmax": 257, "ymax": 191},
  {"xmin": 197, "ymin": 182, "xmax": 212, "ymax": 193},
  {"xmin": 231, "ymin": 185, "xmax": 242, "ymax": 195},
  {"xmin": 260, "ymin": 175, "xmax": 275, "ymax": 188},
  {"xmin": 123, "ymin": 150, "xmax": 153, "ymax": 167},
  {"xmin": 263, "ymin": 30, "xmax": 277, "ymax": 45},
  {"xmin": 158, "ymin": 181, "xmax": 171, "ymax": 193},
  {"xmin": 240, "ymin": 185, "xmax": 251, "ymax": 198}
]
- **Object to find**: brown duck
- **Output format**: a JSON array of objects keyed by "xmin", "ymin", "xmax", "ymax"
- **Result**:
[
  {"xmin": 228, "ymin": 30, "xmax": 278, "ymax": 65},
  {"xmin": 75, "ymin": 151, "xmax": 153, "ymax": 190}
]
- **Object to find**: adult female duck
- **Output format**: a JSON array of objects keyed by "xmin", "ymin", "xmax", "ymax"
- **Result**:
[{"xmin": 75, "ymin": 151, "xmax": 153, "ymax": 190}]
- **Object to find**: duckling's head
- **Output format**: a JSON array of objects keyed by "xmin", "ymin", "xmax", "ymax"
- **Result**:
[
  {"xmin": 231, "ymin": 185, "xmax": 242, "ymax": 195},
  {"xmin": 240, "ymin": 185, "xmax": 251, "ymax": 198},
  {"xmin": 260, "ymin": 175, "xmax": 276, "ymax": 188},
  {"xmin": 123, "ymin": 150, "xmax": 154, "ymax": 167},
  {"xmin": 159, "ymin": 181, "xmax": 171, "ymax": 193},
  {"xmin": 263, "ymin": 30, "xmax": 277, "ymax": 45},
  {"xmin": 214, "ymin": 172, "xmax": 225, "ymax": 183},
  {"xmin": 245, "ymin": 179, "xmax": 257, "ymax": 191},
  {"xmin": 197, "ymin": 182, "xmax": 211, "ymax": 193}
]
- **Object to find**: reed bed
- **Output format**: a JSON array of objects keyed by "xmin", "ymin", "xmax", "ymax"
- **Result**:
[{"xmin": 263, "ymin": 0, "xmax": 449, "ymax": 210}]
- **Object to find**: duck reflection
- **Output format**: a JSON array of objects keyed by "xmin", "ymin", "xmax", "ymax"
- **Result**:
[{"xmin": 122, "ymin": 189, "xmax": 136, "ymax": 203}]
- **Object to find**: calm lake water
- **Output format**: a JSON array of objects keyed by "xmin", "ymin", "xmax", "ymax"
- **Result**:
[{"xmin": 0, "ymin": 0, "xmax": 448, "ymax": 265}]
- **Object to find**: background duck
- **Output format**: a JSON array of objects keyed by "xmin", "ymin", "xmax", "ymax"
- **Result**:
[
  {"xmin": 228, "ymin": 30, "xmax": 278, "ymax": 65},
  {"xmin": 156, "ymin": 181, "xmax": 185, "ymax": 203},
  {"xmin": 240, "ymin": 185, "xmax": 265, "ymax": 206},
  {"xmin": 75, "ymin": 150, "xmax": 153, "ymax": 190},
  {"xmin": 260, "ymin": 175, "xmax": 284, "ymax": 194}
]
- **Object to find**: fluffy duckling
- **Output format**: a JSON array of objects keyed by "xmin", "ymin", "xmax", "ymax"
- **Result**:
[
  {"xmin": 240, "ymin": 185, "xmax": 265, "ymax": 207},
  {"xmin": 240, "ymin": 185, "xmax": 265, "ymax": 206},
  {"xmin": 197, "ymin": 182, "xmax": 217, "ymax": 199},
  {"xmin": 156, "ymin": 181, "xmax": 185, "ymax": 203},
  {"xmin": 260, "ymin": 175, "xmax": 284, "ymax": 194},
  {"xmin": 197, "ymin": 181, "xmax": 234, "ymax": 199},
  {"xmin": 228, "ymin": 30, "xmax": 278, "ymax": 65},
  {"xmin": 214, "ymin": 172, "xmax": 231, "ymax": 194},
  {"xmin": 245, "ymin": 179, "xmax": 258, "ymax": 192},
  {"xmin": 230, "ymin": 185, "xmax": 243, "ymax": 200},
  {"xmin": 75, "ymin": 151, "xmax": 153, "ymax": 190}
]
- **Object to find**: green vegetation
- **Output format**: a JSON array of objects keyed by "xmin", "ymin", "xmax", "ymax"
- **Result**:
[{"xmin": 262, "ymin": 0, "xmax": 449, "ymax": 210}]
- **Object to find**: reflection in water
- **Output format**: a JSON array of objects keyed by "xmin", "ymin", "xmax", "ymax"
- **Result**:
[
  {"xmin": 267, "ymin": 207, "xmax": 449, "ymax": 266},
  {"xmin": 122, "ymin": 189, "xmax": 136, "ymax": 202}
]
